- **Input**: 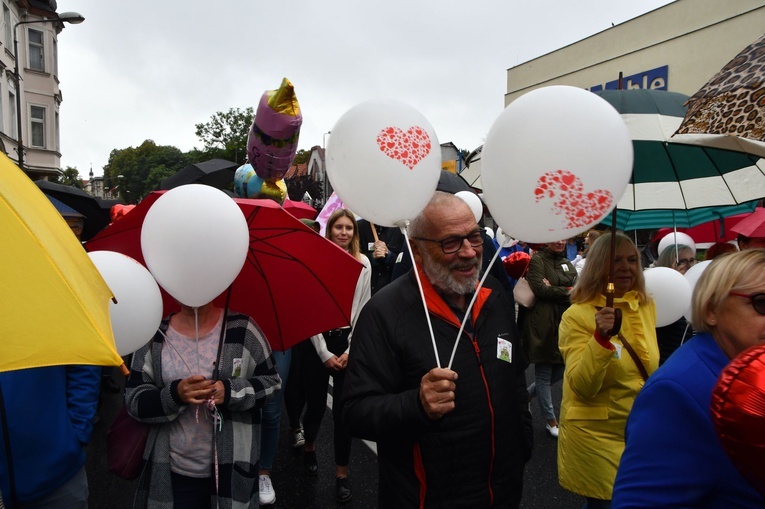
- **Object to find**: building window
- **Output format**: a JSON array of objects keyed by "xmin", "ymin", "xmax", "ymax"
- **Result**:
[
  {"xmin": 30, "ymin": 105, "xmax": 45, "ymax": 148},
  {"xmin": 53, "ymin": 38, "xmax": 58, "ymax": 76},
  {"xmin": 55, "ymin": 109, "xmax": 60, "ymax": 151},
  {"xmin": 28, "ymin": 28, "xmax": 44, "ymax": 72},
  {"xmin": 9, "ymin": 89, "xmax": 16, "ymax": 139},
  {"xmin": 3, "ymin": 5, "xmax": 10, "ymax": 48},
  {"xmin": 0, "ymin": 81, "xmax": 4, "ymax": 134}
]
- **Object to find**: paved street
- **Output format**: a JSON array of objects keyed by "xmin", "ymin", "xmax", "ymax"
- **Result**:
[{"xmin": 86, "ymin": 370, "xmax": 583, "ymax": 508}]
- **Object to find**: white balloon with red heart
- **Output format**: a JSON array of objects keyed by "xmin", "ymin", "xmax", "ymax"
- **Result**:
[
  {"xmin": 88, "ymin": 250, "xmax": 164, "ymax": 356},
  {"xmin": 481, "ymin": 86, "xmax": 633, "ymax": 243},
  {"xmin": 644, "ymin": 266, "xmax": 693, "ymax": 327},
  {"xmin": 326, "ymin": 100, "xmax": 442, "ymax": 227}
]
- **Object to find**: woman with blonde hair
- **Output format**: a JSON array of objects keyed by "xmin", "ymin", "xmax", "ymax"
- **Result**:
[
  {"xmin": 557, "ymin": 233, "xmax": 659, "ymax": 509},
  {"xmin": 301, "ymin": 208, "xmax": 371, "ymax": 503},
  {"xmin": 613, "ymin": 249, "xmax": 765, "ymax": 507}
]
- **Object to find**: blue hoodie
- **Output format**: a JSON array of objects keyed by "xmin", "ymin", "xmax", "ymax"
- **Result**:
[{"xmin": 0, "ymin": 365, "xmax": 100, "ymax": 505}]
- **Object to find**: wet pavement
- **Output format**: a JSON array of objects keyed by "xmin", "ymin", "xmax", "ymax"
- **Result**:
[{"xmin": 86, "ymin": 370, "xmax": 583, "ymax": 508}]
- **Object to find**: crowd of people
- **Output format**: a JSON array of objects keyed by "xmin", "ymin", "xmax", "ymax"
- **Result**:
[{"xmin": 2, "ymin": 185, "xmax": 765, "ymax": 509}]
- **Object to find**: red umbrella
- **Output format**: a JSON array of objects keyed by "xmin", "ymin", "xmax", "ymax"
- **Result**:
[
  {"xmin": 282, "ymin": 199, "xmax": 317, "ymax": 220},
  {"xmin": 86, "ymin": 191, "xmax": 362, "ymax": 350},
  {"xmin": 651, "ymin": 209, "xmax": 759, "ymax": 245}
]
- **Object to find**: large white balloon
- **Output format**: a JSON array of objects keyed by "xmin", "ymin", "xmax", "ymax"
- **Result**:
[
  {"xmin": 326, "ymin": 100, "xmax": 442, "ymax": 227},
  {"xmin": 658, "ymin": 232, "xmax": 697, "ymax": 257},
  {"xmin": 141, "ymin": 185, "xmax": 249, "ymax": 307},
  {"xmin": 455, "ymin": 191, "xmax": 483, "ymax": 222},
  {"xmin": 683, "ymin": 260, "xmax": 713, "ymax": 322},
  {"xmin": 88, "ymin": 251, "xmax": 163, "ymax": 356},
  {"xmin": 481, "ymin": 86, "xmax": 633, "ymax": 243},
  {"xmin": 644, "ymin": 267, "xmax": 693, "ymax": 327}
]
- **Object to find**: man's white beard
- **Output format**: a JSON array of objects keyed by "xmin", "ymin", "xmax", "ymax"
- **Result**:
[{"xmin": 420, "ymin": 249, "xmax": 482, "ymax": 296}]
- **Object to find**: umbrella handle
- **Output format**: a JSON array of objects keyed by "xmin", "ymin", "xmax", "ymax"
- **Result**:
[{"xmin": 605, "ymin": 283, "xmax": 623, "ymax": 336}]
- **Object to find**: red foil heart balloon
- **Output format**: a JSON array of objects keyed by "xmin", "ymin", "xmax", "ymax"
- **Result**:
[
  {"xmin": 711, "ymin": 344, "xmax": 765, "ymax": 497},
  {"xmin": 503, "ymin": 251, "xmax": 531, "ymax": 280}
]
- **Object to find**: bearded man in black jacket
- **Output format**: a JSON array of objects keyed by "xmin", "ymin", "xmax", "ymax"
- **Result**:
[{"xmin": 342, "ymin": 192, "xmax": 532, "ymax": 509}]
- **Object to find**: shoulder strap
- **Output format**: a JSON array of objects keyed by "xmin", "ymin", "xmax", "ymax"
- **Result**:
[{"xmin": 618, "ymin": 332, "xmax": 649, "ymax": 382}]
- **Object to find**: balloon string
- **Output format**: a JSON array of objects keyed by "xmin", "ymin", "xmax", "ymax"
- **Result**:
[
  {"xmin": 402, "ymin": 222, "xmax": 441, "ymax": 369},
  {"xmin": 194, "ymin": 307, "xmax": 200, "ymax": 373},
  {"xmin": 447, "ymin": 247, "xmax": 500, "ymax": 370},
  {"xmin": 680, "ymin": 321, "xmax": 692, "ymax": 347}
]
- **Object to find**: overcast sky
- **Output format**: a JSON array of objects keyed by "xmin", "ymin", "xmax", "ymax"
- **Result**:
[{"xmin": 55, "ymin": 0, "xmax": 674, "ymax": 177}]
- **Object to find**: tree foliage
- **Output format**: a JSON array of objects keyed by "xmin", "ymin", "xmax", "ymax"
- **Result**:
[
  {"xmin": 52, "ymin": 167, "xmax": 83, "ymax": 188},
  {"xmin": 103, "ymin": 140, "xmax": 189, "ymax": 203},
  {"xmin": 293, "ymin": 149, "xmax": 311, "ymax": 165},
  {"xmin": 194, "ymin": 107, "xmax": 253, "ymax": 164}
]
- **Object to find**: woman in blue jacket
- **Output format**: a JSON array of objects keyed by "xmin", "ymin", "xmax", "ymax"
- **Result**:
[{"xmin": 612, "ymin": 249, "xmax": 765, "ymax": 508}]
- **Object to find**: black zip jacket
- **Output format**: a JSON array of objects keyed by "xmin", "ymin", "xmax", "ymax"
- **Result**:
[{"xmin": 341, "ymin": 269, "xmax": 533, "ymax": 508}]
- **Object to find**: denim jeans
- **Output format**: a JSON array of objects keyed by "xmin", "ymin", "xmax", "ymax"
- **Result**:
[
  {"xmin": 528, "ymin": 362, "xmax": 564, "ymax": 422},
  {"xmin": 260, "ymin": 349, "xmax": 292, "ymax": 471},
  {"xmin": 15, "ymin": 466, "xmax": 88, "ymax": 509}
]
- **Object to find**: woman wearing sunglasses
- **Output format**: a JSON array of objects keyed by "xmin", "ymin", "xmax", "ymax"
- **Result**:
[{"xmin": 613, "ymin": 249, "xmax": 765, "ymax": 508}]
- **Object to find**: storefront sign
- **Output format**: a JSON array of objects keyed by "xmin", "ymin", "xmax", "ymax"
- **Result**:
[{"xmin": 588, "ymin": 65, "xmax": 668, "ymax": 92}]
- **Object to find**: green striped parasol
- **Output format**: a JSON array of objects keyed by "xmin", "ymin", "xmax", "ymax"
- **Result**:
[{"xmin": 595, "ymin": 89, "xmax": 765, "ymax": 230}]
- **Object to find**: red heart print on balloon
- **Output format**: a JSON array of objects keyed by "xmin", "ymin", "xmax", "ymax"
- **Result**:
[
  {"xmin": 535, "ymin": 170, "xmax": 613, "ymax": 229},
  {"xmin": 377, "ymin": 126, "xmax": 432, "ymax": 170}
]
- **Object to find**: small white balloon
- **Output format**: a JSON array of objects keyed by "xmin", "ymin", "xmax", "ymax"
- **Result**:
[
  {"xmin": 141, "ymin": 185, "xmax": 250, "ymax": 307},
  {"xmin": 495, "ymin": 227, "xmax": 518, "ymax": 249},
  {"xmin": 658, "ymin": 232, "xmax": 697, "ymax": 257},
  {"xmin": 481, "ymin": 85, "xmax": 633, "ymax": 243},
  {"xmin": 326, "ymin": 100, "xmax": 442, "ymax": 227},
  {"xmin": 644, "ymin": 267, "xmax": 692, "ymax": 327},
  {"xmin": 683, "ymin": 260, "xmax": 713, "ymax": 322},
  {"xmin": 88, "ymin": 251, "xmax": 163, "ymax": 356},
  {"xmin": 455, "ymin": 191, "xmax": 483, "ymax": 223}
]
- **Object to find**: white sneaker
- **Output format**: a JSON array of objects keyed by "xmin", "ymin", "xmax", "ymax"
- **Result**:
[
  {"xmin": 259, "ymin": 474, "xmax": 276, "ymax": 505},
  {"xmin": 546, "ymin": 423, "xmax": 559, "ymax": 438}
]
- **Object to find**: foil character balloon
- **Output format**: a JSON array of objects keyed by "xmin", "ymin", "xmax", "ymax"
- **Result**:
[
  {"xmin": 247, "ymin": 77, "xmax": 302, "ymax": 181},
  {"xmin": 234, "ymin": 164, "xmax": 287, "ymax": 204},
  {"xmin": 711, "ymin": 344, "xmax": 765, "ymax": 498}
]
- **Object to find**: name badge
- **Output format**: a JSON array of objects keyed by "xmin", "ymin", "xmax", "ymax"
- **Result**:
[
  {"xmin": 497, "ymin": 338, "xmax": 512, "ymax": 363},
  {"xmin": 611, "ymin": 342, "xmax": 622, "ymax": 360},
  {"xmin": 367, "ymin": 242, "xmax": 375, "ymax": 252},
  {"xmin": 561, "ymin": 264, "xmax": 570, "ymax": 271}
]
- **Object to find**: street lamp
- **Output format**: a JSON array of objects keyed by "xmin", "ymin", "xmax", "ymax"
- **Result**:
[
  {"xmin": 13, "ymin": 11, "xmax": 84, "ymax": 173},
  {"xmin": 322, "ymin": 131, "xmax": 331, "ymax": 206}
]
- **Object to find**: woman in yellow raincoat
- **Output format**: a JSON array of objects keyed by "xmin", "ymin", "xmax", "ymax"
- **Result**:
[{"xmin": 557, "ymin": 233, "xmax": 659, "ymax": 509}]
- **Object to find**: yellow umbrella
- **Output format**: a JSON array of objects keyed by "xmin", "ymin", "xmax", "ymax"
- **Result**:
[{"xmin": 0, "ymin": 153, "xmax": 122, "ymax": 372}]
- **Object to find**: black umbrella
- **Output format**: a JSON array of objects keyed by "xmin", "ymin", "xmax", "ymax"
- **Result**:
[
  {"xmin": 157, "ymin": 159, "xmax": 240, "ymax": 191},
  {"xmin": 35, "ymin": 180, "xmax": 111, "ymax": 241},
  {"xmin": 436, "ymin": 170, "xmax": 472, "ymax": 194}
]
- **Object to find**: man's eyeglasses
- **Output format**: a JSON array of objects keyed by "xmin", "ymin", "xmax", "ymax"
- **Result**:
[
  {"xmin": 676, "ymin": 258, "xmax": 697, "ymax": 267},
  {"xmin": 413, "ymin": 231, "xmax": 483, "ymax": 254},
  {"xmin": 728, "ymin": 292, "xmax": 765, "ymax": 316}
]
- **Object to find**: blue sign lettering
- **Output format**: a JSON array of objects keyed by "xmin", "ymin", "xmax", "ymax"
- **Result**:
[{"xmin": 588, "ymin": 65, "xmax": 668, "ymax": 92}]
